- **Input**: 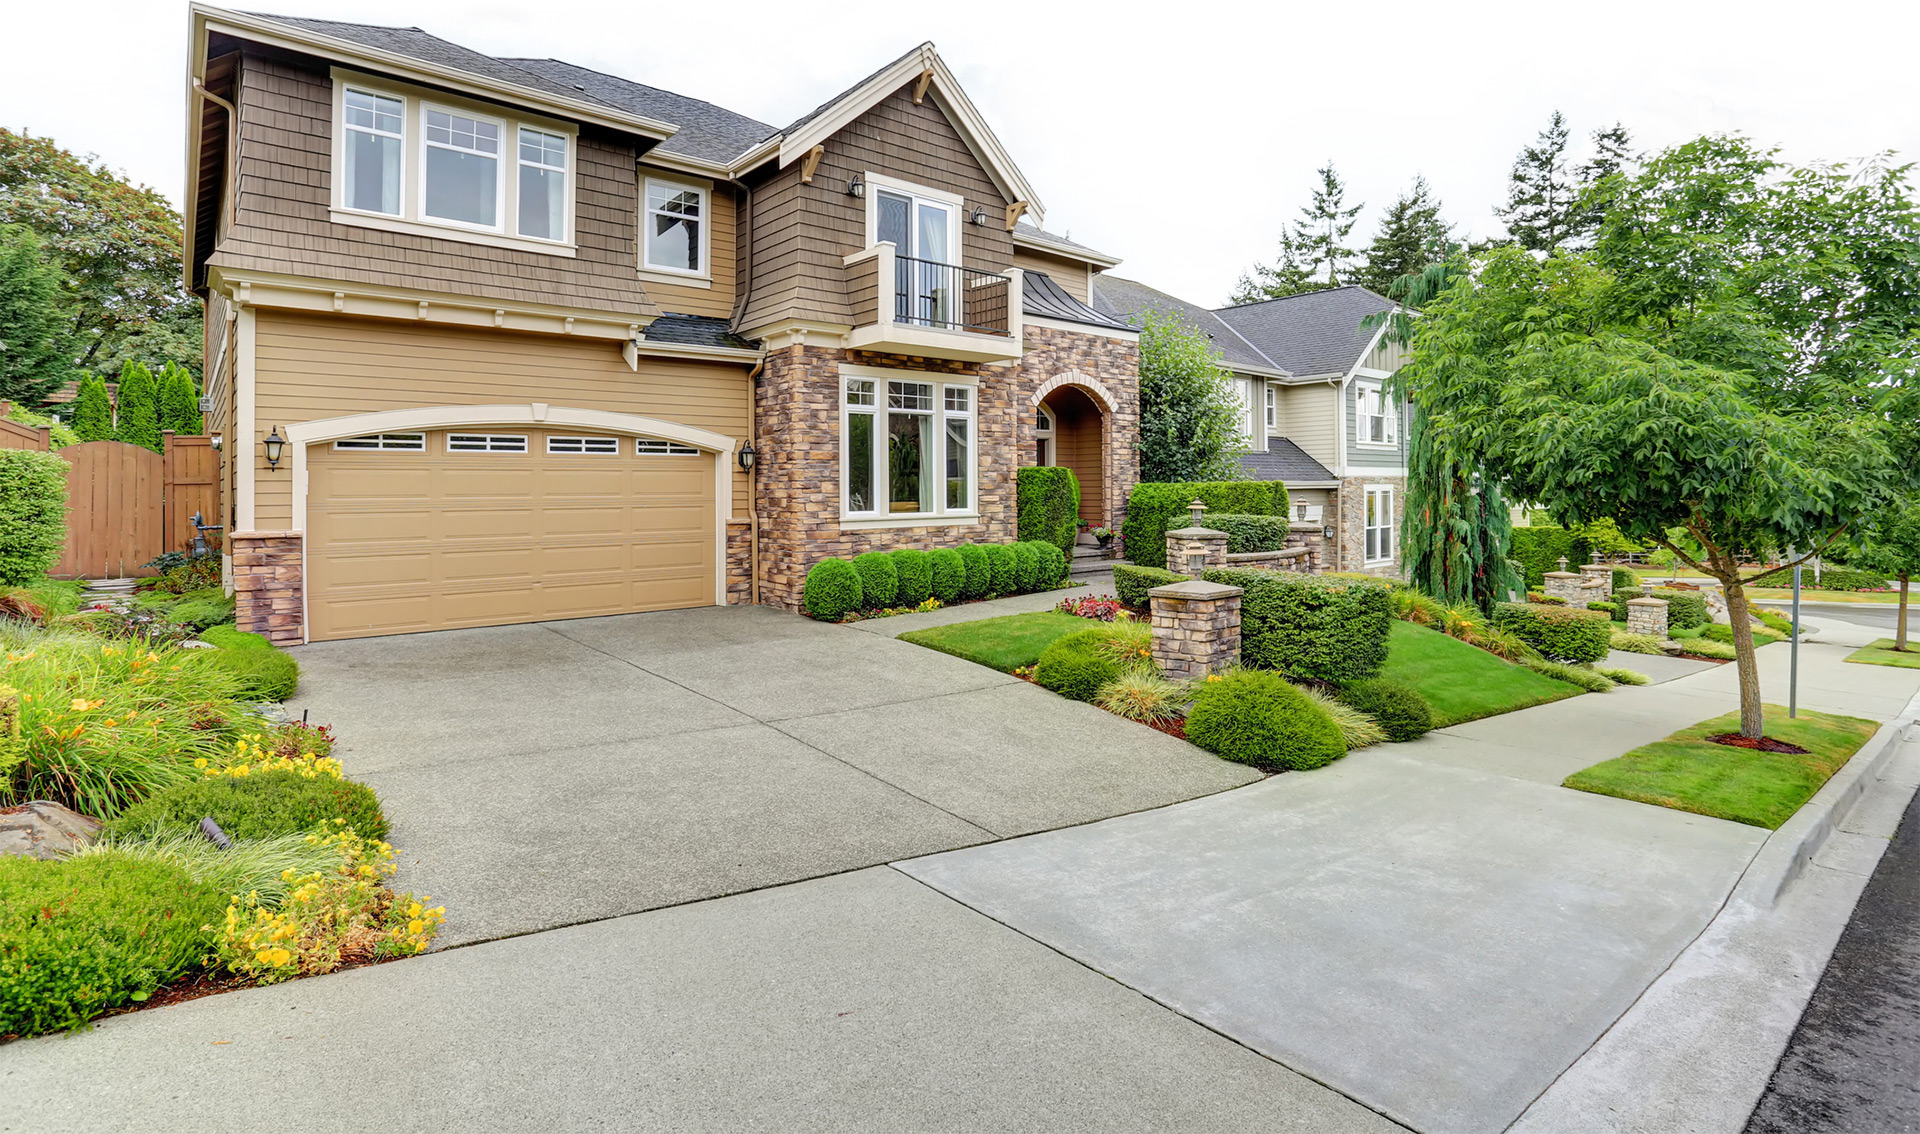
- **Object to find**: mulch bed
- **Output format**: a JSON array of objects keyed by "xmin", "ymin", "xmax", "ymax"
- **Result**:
[
  {"xmin": 1144, "ymin": 716, "xmax": 1188, "ymax": 741},
  {"xmin": 1707, "ymin": 733, "xmax": 1812, "ymax": 754}
]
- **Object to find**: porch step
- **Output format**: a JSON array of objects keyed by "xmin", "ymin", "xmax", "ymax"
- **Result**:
[{"xmin": 1071, "ymin": 544, "xmax": 1109, "ymax": 559}]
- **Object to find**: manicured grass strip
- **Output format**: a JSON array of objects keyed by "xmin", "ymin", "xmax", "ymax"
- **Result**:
[
  {"xmin": 1564, "ymin": 705, "xmax": 1879, "ymax": 829},
  {"xmin": 1845, "ymin": 639, "xmax": 1920, "ymax": 670},
  {"xmin": 1378, "ymin": 620, "xmax": 1582, "ymax": 728},
  {"xmin": 898, "ymin": 611, "xmax": 1092, "ymax": 672}
]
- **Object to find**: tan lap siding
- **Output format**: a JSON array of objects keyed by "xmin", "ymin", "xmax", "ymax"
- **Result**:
[
  {"xmin": 1012, "ymin": 248, "xmax": 1091, "ymax": 304},
  {"xmin": 249, "ymin": 310, "xmax": 751, "ymax": 529}
]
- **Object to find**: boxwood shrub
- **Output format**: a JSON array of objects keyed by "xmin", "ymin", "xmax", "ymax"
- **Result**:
[
  {"xmin": 1648, "ymin": 588, "xmax": 1711, "ymax": 630},
  {"xmin": 1114, "ymin": 564, "xmax": 1183, "ymax": 608},
  {"xmin": 985, "ymin": 543, "xmax": 1017, "ymax": 595},
  {"xmin": 890, "ymin": 549, "xmax": 932, "ymax": 606},
  {"xmin": 1207, "ymin": 513, "xmax": 1293, "ymax": 554},
  {"xmin": 1610, "ymin": 566, "xmax": 1639, "ymax": 593},
  {"xmin": 1337, "ymin": 679, "xmax": 1433, "ymax": 742},
  {"xmin": 203, "ymin": 642, "xmax": 301, "ymax": 701},
  {"xmin": 1016, "ymin": 467, "xmax": 1081, "ymax": 554},
  {"xmin": 852, "ymin": 551, "xmax": 899, "ymax": 609},
  {"xmin": 1185, "ymin": 668, "xmax": 1347, "ymax": 772},
  {"xmin": 803, "ymin": 557, "xmax": 863, "ymax": 619},
  {"xmin": 0, "ymin": 449, "xmax": 68, "ymax": 586},
  {"xmin": 1034, "ymin": 627, "xmax": 1122, "ymax": 702},
  {"xmin": 1025, "ymin": 540, "xmax": 1067, "ymax": 587},
  {"xmin": 1491, "ymin": 602, "xmax": 1612, "ymax": 663},
  {"xmin": 928, "ymin": 548, "xmax": 965, "ymax": 603},
  {"xmin": 1121, "ymin": 481, "xmax": 1286, "ymax": 569},
  {"xmin": 1007, "ymin": 542, "xmax": 1039, "ymax": 592},
  {"xmin": 1202, "ymin": 568, "xmax": 1392, "ymax": 685},
  {"xmin": 104, "ymin": 769, "xmax": 390, "ymax": 843},
  {"xmin": 957, "ymin": 543, "xmax": 991, "ymax": 599}
]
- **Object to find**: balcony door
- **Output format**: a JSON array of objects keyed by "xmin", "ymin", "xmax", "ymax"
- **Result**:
[{"xmin": 878, "ymin": 189, "xmax": 953, "ymax": 329}]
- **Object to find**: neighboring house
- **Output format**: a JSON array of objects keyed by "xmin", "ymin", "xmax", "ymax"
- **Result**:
[
  {"xmin": 1093, "ymin": 279, "xmax": 1409, "ymax": 576},
  {"xmin": 183, "ymin": 6, "xmax": 1133, "ymax": 642}
]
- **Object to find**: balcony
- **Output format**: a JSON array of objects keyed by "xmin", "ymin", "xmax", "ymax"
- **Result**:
[{"xmin": 843, "ymin": 244, "xmax": 1024, "ymax": 363}]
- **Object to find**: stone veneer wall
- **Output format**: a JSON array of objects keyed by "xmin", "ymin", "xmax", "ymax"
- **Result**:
[
  {"xmin": 752, "ymin": 325, "xmax": 1140, "ymax": 610},
  {"xmin": 1335, "ymin": 475, "xmax": 1407, "ymax": 577},
  {"xmin": 230, "ymin": 530, "xmax": 304, "ymax": 646},
  {"xmin": 726, "ymin": 520, "xmax": 753, "ymax": 603}
]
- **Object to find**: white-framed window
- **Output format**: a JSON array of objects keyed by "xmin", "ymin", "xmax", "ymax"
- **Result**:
[
  {"xmin": 635, "ymin": 438, "xmax": 700, "ymax": 456},
  {"xmin": 447, "ymin": 433, "xmax": 527, "ymax": 453},
  {"xmin": 643, "ymin": 178, "xmax": 706, "ymax": 275},
  {"xmin": 334, "ymin": 432, "xmax": 424, "ymax": 451},
  {"xmin": 546, "ymin": 435, "xmax": 617, "ymax": 454},
  {"xmin": 1035, "ymin": 406, "xmax": 1054, "ymax": 467},
  {"xmin": 1265, "ymin": 384, "xmax": 1278, "ymax": 431},
  {"xmin": 842, "ymin": 371, "xmax": 976, "ymax": 519},
  {"xmin": 517, "ymin": 127, "xmax": 568, "ymax": 242},
  {"xmin": 342, "ymin": 88, "xmax": 404, "ymax": 215},
  {"xmin": 1356, "ymin": 380, "xmax": 1398, "ymax": 446},
  {"xmin": 864, "ymin": 173, "xmax": 965, "ymax": 329},
  {"xmin": 1365, "ymin": 486, "xmax": 1395, "ymax": 565},
  {"xmin": 422, "ymin": 105, "xmax": 503, "ymax": 230}
]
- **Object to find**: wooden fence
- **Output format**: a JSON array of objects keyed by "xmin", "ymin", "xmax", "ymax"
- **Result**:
[
  {"xmin": 54, "ymin": 433, "xmax": 222, "ymax": 579},
  {"xmin": 0, "ymin": 402, "xmax": 51, "ymax": 451}
]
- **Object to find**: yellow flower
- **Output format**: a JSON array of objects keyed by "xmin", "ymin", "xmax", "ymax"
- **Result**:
[
  {"xmin": 69, "ymin": 697, "xmax": 105, "ymax": 711},
  {"xmin": 407, "ymin": 902, "xmax": 422, "ymax": 918},
  {"xmin": 408, "ymin": 919, "xmax": 424, "ymax": 934}
]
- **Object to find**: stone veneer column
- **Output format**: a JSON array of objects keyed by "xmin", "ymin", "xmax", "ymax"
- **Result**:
[
  {"xmin": 1164, "ymin": 526, "xmax": 1229, "ymax": 576},
  {"xmin": 1149, "ymin": 579, "xmax": 1244, "ymax": 681},
  {"xmin": 229, "ymin": 530, "xmax": 304, "ymax": 647},
  {"xmin": 1542, "ymin": 571, "xmax": 1585, "ymax": 604},
  {"xmin": 1626, "ymin": 597, "xmax": 1668, "ymax": 638}
]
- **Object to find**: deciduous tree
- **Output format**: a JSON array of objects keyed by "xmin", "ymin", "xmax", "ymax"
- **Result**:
[
  {"xmin": 1131, "ymin": 308, "xmax": 1248, "ymax": 482},
  {"xmin": 1849, "ymin": 502, "xmax": 1920, "ymax": 651}
]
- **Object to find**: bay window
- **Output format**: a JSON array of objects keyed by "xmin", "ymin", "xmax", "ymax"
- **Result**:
[
  {"xmin": 1357, "ymin": 380, "xmax": 1398, "ymax": 446},
  {"xmin": 1365, "ymin": 486, "xmax": 1395, "ymax": 565},
  {"xmin": 842, "ymin": 372, "xmax": 975, "ymax": 520}
]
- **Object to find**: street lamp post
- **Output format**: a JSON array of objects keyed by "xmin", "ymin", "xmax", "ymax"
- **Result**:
[{"xmin": 1789, "ymin": 548, "xmax": 1802, "ymax": 719}]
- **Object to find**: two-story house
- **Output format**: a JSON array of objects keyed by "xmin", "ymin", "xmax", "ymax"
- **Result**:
[
  {"xmin": 184, "ymin": 6, "xmax": 1134, "ymax": 642},
  {"xmin": 1092, "ymin": 279, "xmax": 1409, "ymax": 576}
]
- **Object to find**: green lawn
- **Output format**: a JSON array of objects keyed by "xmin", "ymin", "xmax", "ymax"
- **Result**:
[
  {"xmin": 1379, "ymin": 620, "xmax": 1583, "ymax": 727},
  {"xmin": 1564, "ymin": 706, "xmax": 1879, "ymax": 828},
  {"xmin": 898, "ymin": 611, "xmax": 1091, "ymax": 672},
  {"xmin": 1846, "ymin": 639, "xmax": 1920, "ymax": 670}
]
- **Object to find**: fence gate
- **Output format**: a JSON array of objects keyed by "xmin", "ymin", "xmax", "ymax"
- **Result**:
[{"xmin": 53, "ymin": 434, "xmax": 222, "ymax": 579}]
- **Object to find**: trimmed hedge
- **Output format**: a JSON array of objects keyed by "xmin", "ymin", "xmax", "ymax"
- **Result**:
[
  {"xmin": 1008, "ymin": 542, "xmax": 1039, "ymax": 592},
  {"xmin": 1017, "ymin": 467, "xmax": 1081, "ymax": 555},
  {"xmin": 204, "ymin": 643, "xmax": 300, "ymax": 701},
  {"xmin": 1610, "ymin": 566, "xmax": 1639, "ymax": 593},
  {"xmin": 1203, "ymin": 568, "xmax": 1392, "ymax": 685},
  {"xmin": 1608, "ymin": 587, "xmax": 1644, "ymax": 622},
  {"xmin": 1122, "ymin": 481, "xmax": 1285, "ymax": 569},
  {"xmin": 1750, "ymin": 563, "xmax": 1891, "ymax": 592},
  {"xmin": 803, "ymin": 557, "xmax": 863, "ymax": 620},
  {"xmin": 957, "ymin": 544, "xmax": 992, "ymax": 599},
  {"xmin": 852, "ymin": 552, "xmax": 899, "ymax": 608},
  {"xmin": 104, "ymin": 769, "xmax": 390, "ymax": 843},
  {"xmin": 1208, "ymin": 513, "xmax": 1292, "ymax": 554},
  {"xmin": 1185, "ymin": 668, "xmax": 1347, "ymax": 772},
  {"xmin": 0, "ymin": 449, "xmax": 68, "ymax": 586},
  {"xmin": 1026, "ymin": 541, "xmax": 1068, "ymax": 587},
  {"xmin": 985, "ymin": 544, "xmax": 1017, "ymax": 595},
  {"xmin": 890, "ymin": 549, "xmax": 932, "ymax": 606},
  {"xmin": 1491, "ymin": 602, "xmax": 1612, "ymax": 663},
  {"xmin": 928, "ymin": 548, "xmax": 965, "ymax": 603},
  {"xmin": 1338, "ymin": 679, "xmax": 1434, "ymax": 741},
  {"xmin": 1648, "ymin": 588, "xmax": 1711, "ymax": 630},
  {"xmin": 1034, "ymin": 628, "xmax": 1122, "ymax": 703},
  {"xmin": 1114, "ymin": 564, "xmax": 1183, "ymax": 608},
  {"xmin": 1509, "ymin": 526, "xmax": 1591, "ymax": 588}
]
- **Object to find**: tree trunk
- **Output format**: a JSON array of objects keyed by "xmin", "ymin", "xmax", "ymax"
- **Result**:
[
  {"xmin": 1898, "ymin": 575, "xmax": 1911, "ymax": 652},
  {"xmin": 1722, "ymin": 576, "xmax": 1766, "ymax": 739}
]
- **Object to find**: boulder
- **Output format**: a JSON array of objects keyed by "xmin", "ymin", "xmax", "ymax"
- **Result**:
[{"xmin": 0, "ymin": 800, "xmax": 103, "ymax": 860}]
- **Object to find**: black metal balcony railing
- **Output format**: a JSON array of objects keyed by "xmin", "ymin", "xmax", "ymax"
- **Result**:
[{"xmin": 892, "ymin": 255, "xmax": 1011, "ymax": 336}]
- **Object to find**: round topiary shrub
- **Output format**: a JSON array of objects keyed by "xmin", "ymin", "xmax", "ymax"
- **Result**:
[
  {"xmin": 984, "ymin": 544, "xmax": 1017, "ymax": 595},
  {"xmin": 928, "ymin": 548, "xmax": 965, "ymax": 603},
  {"xmin": 1337, "ymin": 678, "xmax": 1434, "ymax": 742},
  {"xmin": 803, "ymin": 557, "xmax": 863, "ymax": 620},
  {"xmin": 851, "ymin": 551, "xmax": 898, "ymax": 609},
  {"xmin": 1008, "ymin": 542, "xmax": 1039, "ymax": 592},
  {"xmin": 104, "ymin": 769, "xmax": 390, "ymax": 842},
  {"xmin": 890, "ymin": 549, "xmax": 932, "ymax": 606},
  {"xmin": 1185, "ymin": 669, "xmax": 1347, "ymax": 772},
  {"xmin": 956, "ymin": 544, "xmax": 991, "ymax": 599},
  {"xmin": 1034, "ymin": 627, "xmax": 1123, "ymax": 703}
]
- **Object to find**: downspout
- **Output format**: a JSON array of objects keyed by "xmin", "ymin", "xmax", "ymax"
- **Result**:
[
  {"xmin": 191, "ymin": 78, "xmax": 239, "ymax": 250},
  {"xmin": 746, "ymin": 356, "xmax": 764, "ymax": 606}
]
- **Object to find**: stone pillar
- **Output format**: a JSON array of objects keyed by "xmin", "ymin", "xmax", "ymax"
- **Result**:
[
  {"xmin": 1165, "ymin": 526, "xmax": 1229, "ymax": 576},
  {"xmin": 1626, "ymin": 597, "xmax": 1668, "ymax": 638},
  {"xmin": 1542, "ymin": 571, "xmax": 1585, "ymax": 604},
  {"xmin": 1148, "ymin": 579, "xmax": 1244, "ymax": 681},
  {"xmin": 230, "ymin": 530, "xmax": 304, "ymax": 647},
  {"xmin": 1580, "ymin": 563, "xmax": 1614, "ymax": 594}
]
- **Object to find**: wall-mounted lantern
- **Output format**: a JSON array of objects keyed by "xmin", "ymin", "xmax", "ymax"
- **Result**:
[
  {"xmin": 738, "ymin": 443, "xmax": 757, "ymax": 472},
  {"xmin": 847, "ymin": 173, "xmax": 865, "ymax": 198},
  {"xmin": 262, "ymin": 426, "xmax": 285, "ymax": 470},
  {"xmin": 1322, "ymin": 525, "xmax": 1336, "ymax": 541}
]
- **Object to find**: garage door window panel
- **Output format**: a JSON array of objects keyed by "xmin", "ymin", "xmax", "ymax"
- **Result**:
[
  {"xmin": 547, "ymin": 436, "xmax": 619, "ymax": 454},
  {"xmin": 334, "ymin": 433, "xmax": 425, "ymax": 452},
  {"xmin": 447, "ymin": 433, "xmax": 528, "ymax": 453}
]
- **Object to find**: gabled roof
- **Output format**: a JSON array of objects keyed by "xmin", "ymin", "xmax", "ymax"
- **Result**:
[
  {"xmin": 1012, "ymin": 223, "xmax": 1121, "ymax": 269},
  {"xmin": 1212, "ymin": 286, "xmax": 1396, "ymax": 379},
  {"xmin": 1022, "ymin": 272, "xmax": 1132, "ymax": 332},
  {"xmin": 1091, "ymin": 276, "xmax": 1285, "ymax": 376},
  {"xmin": 1240, "ymin": 437, "xmax": 1337, "ymax": 485},
  {"xmin": 502, "ymin": 58, "xmax": 775, "ymax": 165}
]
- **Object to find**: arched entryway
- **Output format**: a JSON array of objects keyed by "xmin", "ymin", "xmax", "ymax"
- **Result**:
[{"xmin": 1033, "ymin": 377, "xmax": 1114, "ymax": 528}]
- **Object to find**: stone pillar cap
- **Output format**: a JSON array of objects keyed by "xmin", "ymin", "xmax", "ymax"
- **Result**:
[
  {"xmin": 1149, "ymin": 579, "xmax": 1244, "ymax": 601},
  {"xmin": 1625, "ymin": 596, "xmax": 1667, "ymax": 606},
  {"xmin": 1542, "ymin": 570, "xmax": 1581, "ymax": 579},
  {"xmin": 1165, "ymin": 526, "xmax": 1227, "ymax": 539}
]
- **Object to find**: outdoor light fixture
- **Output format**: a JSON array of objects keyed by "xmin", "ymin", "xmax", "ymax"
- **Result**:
[
  {"xmin": 262, "ymin": 426, "xmax": 285, "ymax": 469},
  {"xmin": 971, "ymin": 208, "xmax": 990, "ymax": 226},
  {"xmin": 847, "ymin": 173, "xmax": 865, "ymax": 198},
  {"xmin": 737, "ymin": 443, "xmax": 757, "ymax": 472},
  {"xmin": 1322, "ymin": 525, "xmax": 1336, "ymax": 541},
  {"xmin": 209, "ymin": 432, "xmax": 222, "ymax": 451}
]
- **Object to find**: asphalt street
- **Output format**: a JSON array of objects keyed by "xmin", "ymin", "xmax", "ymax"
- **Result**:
[
  {"xmin": 1745, "ymin": 770, "xmax": 1920, "ymax": 1133},
  {"xmin": 1753, "ymin": 599, "xmax": 1906, "ymax": 633}
]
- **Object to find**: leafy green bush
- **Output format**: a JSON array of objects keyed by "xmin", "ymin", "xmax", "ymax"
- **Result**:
[
  {"xmin": 928, "ymin": 548, "xmax": 965, "ymax": 603},
  {"xmin": 1524, "ymin": 659, "xmax": 1615, "ymax": 692},
  {"xmin": 1122, "ymin": 481, "xmax": 1284, "ymax": 569},
  {"xmin": 1597, "ymin": 667, "xmax": 1649, "ymax": 685},
  {"xmin": 1750, "ymin": 564, "xmax": 1890, "ymax": 591},
  {"xmin": 1588, "ymin": 601, "xmax": 1618, "ymax": 616},
  {"xmin": 1606, "ymin": 587, "xmax": 1644, "ymax": 622},
  {"xmin": 1648, "ymin": 588, "xmax": 1711, "ymax": 629},
  {"xmin": 1303, "ymin": 687, "xmax": 1387, "ymax": 750},
  {"xmin": 1756, "ymin": 609, "xmax": 1796, "ymax": 636},
  {"xmin": 1337, "ymin": 678, "xmax": 1434, "ymax": 741},
  {"xmin": 890, "ymin": 549, "xmax": 932, "ymax": 606},
  {"xmin": 1509, "ymin": 526, "xmax": 1592, "ymax": 588},
  {"xmin": 198, "ymin": 625, "xmax": 269, "ymax": 651},
  {"xmin": 1027, "ymin": 541, "xmax": 1069, "ymax": 587},
  {"xmin": 104, "ymin": 769, "xmax": 389, "ymax": 843},
  {"xmin": 204, "ymin": 643, "xmax": 300, "ymax": 701},
  {"xmin": 956, "ymin": 543, "xmax": 992, "ymax": 599},
  {"xmin": 1185, "ymin": 668, "xmax": 1346, "ymax": 772},
  {"xmin": 0, "ymin": 449, "xmax": 68, "ymax": 586},
  {"xmin": 1114, "ymin": 564, "xmax": 1183, "ymax": 608},
  {"xmin": 1701, "ymin": 622, "xmax": 1784, "ymax": 646},
  {"xmin": 167, "ymin": 589, "xmax": 237, "ymax": 631},
  {"xmin": 0, "ymin": 854, "xmax": 225, "ymax": 1036},
  {"xmin": 985, "ymin": 544, "xmax": 1017, "ymax": 595},
  {"xmin": 1016, "ymin": 467, "xmax": 1081, "ymax": 554},
  {"xmin": 1007, "ymin": 542, "xmax": 1039, "ymax": 592},
  {"xmin": 1034, "ymin": 628, "xmax": 1123, "ymax": 702},
  {"xmin": 1610, "ymin": 629, "xmax": 1666, "ymax": 655},
  {"xmin": 1491, "ymin": 602, "xmax": 1612, "ymax": 663},
  {"xmin": 1207, "ymin": 513, "xmax": 1293, "ymax": 554},
  {"xmin": 802, "ymin": 557, "xmax": 863, "ymax": 620},
  {"xmin": 851, "ymin": 552, "xmax": 898, "ymax": 609},
  {"xmin": 1611, "ymin": 566, "xmax": 1639, "ymax": 593},
  {"xmin": 1203, "ymin": 568, "xmax": 1393, "ymax": 685}
]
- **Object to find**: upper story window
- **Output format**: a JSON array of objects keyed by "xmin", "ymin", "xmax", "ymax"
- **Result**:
[
  {"xmin": 1356, "ymin": 380, "xmax": 1398, "ymax": 446},
  {"xmin": 1264, "ymin": 384, "xmax": 1277, "ymax": 431},
  {"xmin": 423, "ymin": 107, "xmax": 502, "ymax": 229},
  {"xmin": 343, "ymin": 89, "xmax": 404, "ymax": 215},
  {"xmin": 517, "ymin": 128, "xmax": 568, "ymax": 241},
  {"xmin": 644, "ymin": 178, "xmax": 705, "ymax": 275}
]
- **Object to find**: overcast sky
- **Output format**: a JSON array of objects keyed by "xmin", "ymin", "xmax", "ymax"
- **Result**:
[{"xmin": 5, "ymin": 0, "xmax": 1917, "ymax": 306}]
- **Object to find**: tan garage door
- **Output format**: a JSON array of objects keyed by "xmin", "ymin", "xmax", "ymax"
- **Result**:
[{"xmin": 306, "ymin": 427, "xmax": 716, "ymax": 641}]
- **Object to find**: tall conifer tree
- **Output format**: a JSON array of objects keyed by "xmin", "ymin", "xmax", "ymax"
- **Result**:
[
  {"xmin": 69, "ymin": 373, "xmax": 112, "ymax": 440},
  {"xmin": 1233, "ymin": 162, "xmax": 1364, "ymax": 302},
  {"xmin": 1360, "ymin": 176, "xmax": 1450, "ymax": 295},
  {"xmin": 1495, "ymin": 111, "xmax": 1579, "ymax": 252},
  {"xmin": 113, "ymin": 360, "xmax": 161, "ymax": 452}
]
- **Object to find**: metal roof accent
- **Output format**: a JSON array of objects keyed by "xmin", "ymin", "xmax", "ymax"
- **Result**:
[{"xmin": 1021, "ymin": 272, "xmax": 1132, "ymax": 331}]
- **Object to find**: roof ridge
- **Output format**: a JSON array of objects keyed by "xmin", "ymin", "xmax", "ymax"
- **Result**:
[
  {"xmin": 1213, "ymin": 283, "xmax": 1376, "ymax": 314},
  {"xmin": 498, "ymin": 56, "xmax": 776, "ymax": 131},
  {"xmin": 1095, "ymin": 275, "xmax": 1281, "ymax": 371}
]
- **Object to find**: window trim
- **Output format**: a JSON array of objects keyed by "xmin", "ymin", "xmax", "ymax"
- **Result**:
[
  {"xmin": 641, "ymin": 175, "xmax": 712, "ymax": 280},
  {"xmin": 515, "ymin": 125, "xmax": 572, "ymax": 245},
  {"xmin": 861, "ymin": 172, "xmax": 963, "ymax": 266},
  {"xmin": 340, "ymin": 86, "xmax": 406, "ymax": 217},
  {"xmin": 1265, "ymin": 384, "xmax": 1278, "ymax": 432},
  {"xmin": 839, "ymin": 364, "xmax": 978, "ymax": 526},
  {"xmin": 446, "ymin": 432, "xmax": 528, "ymax": 454},
  {"xmin": 418, "ymin": 101, "xmax": 507, "ymax": 234},
  {"xmin": 332, "ymin": 432, "xmax": 425, "ymax": 452},
  {"xmin": 1364, "ymin": 485, "xmax": 1396, "ymax": 565},
  {"xmin": 546, "ymin": 435, "xmax": 618, "ymax": 455},
  {"xmin": 635, "ymin": 438, "xmax": 701, "ymax": 456},
  {"xmin": 1355, "ymin": 379, "xmax": 1399, "ymax": 448}
]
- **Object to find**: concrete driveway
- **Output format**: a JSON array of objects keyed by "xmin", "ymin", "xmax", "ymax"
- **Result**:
[{"xmin": 285, "ymin": 604, "xmax": 1257, "ymax": 945}]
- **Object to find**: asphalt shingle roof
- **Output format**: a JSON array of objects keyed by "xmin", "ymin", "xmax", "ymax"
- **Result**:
[
  {"xmin": 642, "ymin": 314, "xmax": 754, "ymax": 351},
  {"xmin": 503, "ymin": 58, "xmax": 775, "ymax": 163},
  {"xmin": 1092, "ymin": 276, "xmax": 1280, "ymax": 375},
  {"xmin": 1212, "ymin": 286, "xmax": 1395, "ymax": 378},
  {"xmin": 1013, "ymin": 223, "xmax": 1117, "ymax": 265},
  {"xmin": 1021, "ymin": 272, "xmax": 1131, "ymax": 331},
  {"xmin": 1239, "ymin": 437, "xmax": 1336, "ymax": 484}
]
